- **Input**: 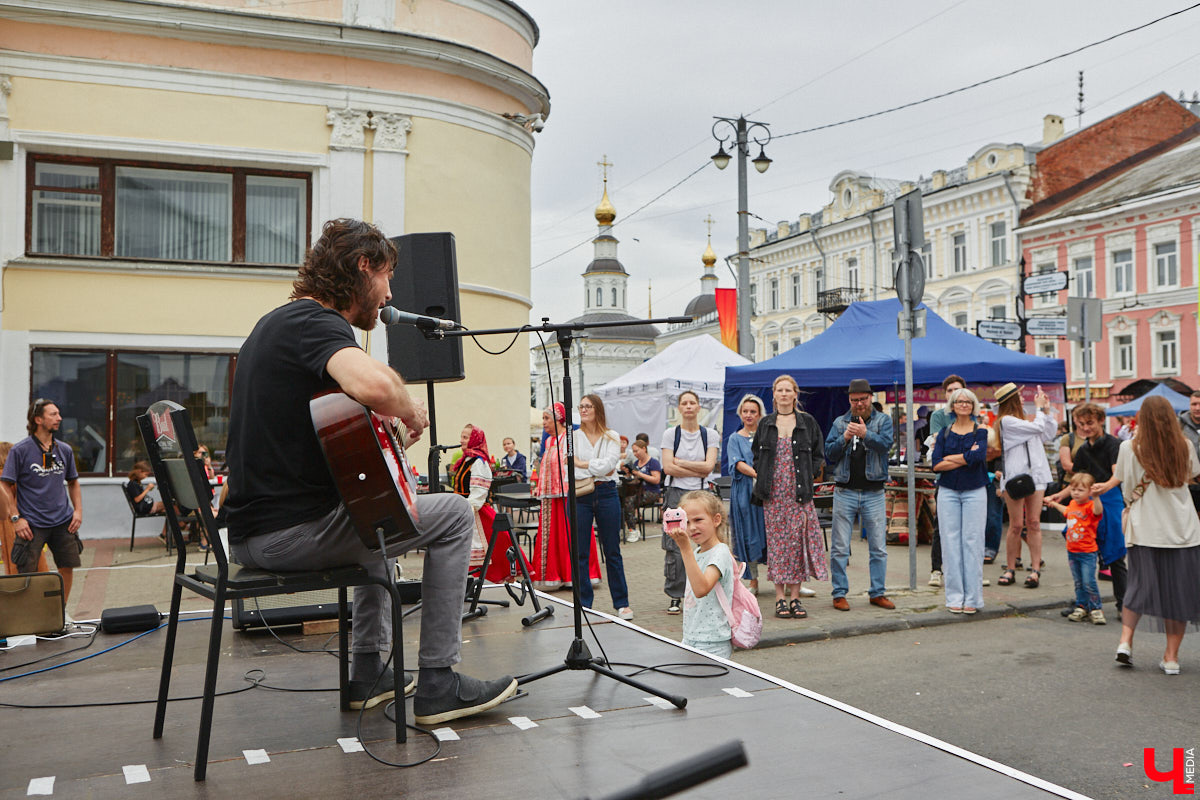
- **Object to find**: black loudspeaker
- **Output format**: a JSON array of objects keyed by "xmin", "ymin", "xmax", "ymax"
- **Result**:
[
  {"xmin": 386, "ymin": 232, "xmax": 465, "ymax": 383},
  {"xmin": 100, "ymin": 604, "xmax": 161, "ymax": 633}
]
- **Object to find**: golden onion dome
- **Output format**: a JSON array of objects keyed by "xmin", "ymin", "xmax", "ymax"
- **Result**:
[
  {"xmin": 595, "ymin": 185, "xmax": 616, "ymax": 225},
  {"xmin": 701, "ymin": 240, "xmax": 717, "ymax": 267}
]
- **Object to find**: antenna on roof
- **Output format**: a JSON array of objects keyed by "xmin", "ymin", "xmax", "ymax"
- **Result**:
[{"xmin": 1076, "ymin": 70, "xmax": 1085, "ymax": 128}]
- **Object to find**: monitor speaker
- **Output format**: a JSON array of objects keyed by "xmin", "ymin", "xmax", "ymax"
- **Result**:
[{"xmin": 386, "ymin": 232, "xmax": 465, "ymax": 383}]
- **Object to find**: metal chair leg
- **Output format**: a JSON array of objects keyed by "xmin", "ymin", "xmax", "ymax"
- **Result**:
[
  {"xmin": 153, "ymin": 582, "xmax": 184, "ymax": 739},
  {"xmin": 193, "ymin": 586, "xmax": 227, "ymax": 781}
]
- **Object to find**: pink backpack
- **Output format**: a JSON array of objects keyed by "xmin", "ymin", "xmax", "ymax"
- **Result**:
[{"xmin": 712, "ymin": 559, "xmax": 762, "ymax": 649}]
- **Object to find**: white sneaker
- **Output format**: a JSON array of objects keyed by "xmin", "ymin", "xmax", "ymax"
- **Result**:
[
  {"xmin": 1160, "ymin": 660, "xmax": 1181, "ymax": 675},
  {"xmin": 1115, "ymin": 642, "xmax": 1132, "ymax": 666},
  {"xmin": 617, "ymin": 607, "xmax": 634, "ymax": 621},
  {"xmin": 798, "ymin": 586, "xmax": 816, "ymax": 597},
  {"xmin": 982, "ymin": 577, "xmax": 991, "ymax": 586},
  {"xmin": 928, "ymin": 570, "xmax": 943, "ymax": 587},
  {"xmin": 1089, "ymin": 609, "xmax": 1107, "ymax": 625},
  {"xmin": 625, "ymin": 529, "xmax": 641, "ymax": 543},
  {"xmin": 1067, "ymin": 607, "xmax": 1088, "ymax": 622}
]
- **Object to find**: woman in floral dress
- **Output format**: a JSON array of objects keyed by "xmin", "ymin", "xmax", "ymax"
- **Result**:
[{"xmin": 751, "ymin": 374, "xmax": 827, "ymax": 619}]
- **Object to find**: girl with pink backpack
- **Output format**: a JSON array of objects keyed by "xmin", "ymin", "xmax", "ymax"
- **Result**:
[{"xmin": 665, "ymin": 491, "xmax": 762, "ymax": 658}]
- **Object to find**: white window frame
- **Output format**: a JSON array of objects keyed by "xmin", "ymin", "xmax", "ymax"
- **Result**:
[
  {"xmin": 1153, "ymin": 240, "xmax": 1179, "ymax": 290},
  {"xmin": 791, "ymin": 273, "xmax": 801, "ymax": 307},
  {"xmin": 847, "ymin": 257, "xmax": 859, "ymax": 289},
  {"xmin": 769, "ymin": 277, "xmax": 779, "ymax": 311},
  {"xmin": 1038, "ymin": 341, "xmax": 1057, "ymax": 360},
  {"xmin": 1072, "ymin": 255, "xmax": 1094, "ymax": 298},
  {"xmin": 1112, "ymin": 333, "xmax": 1135, "ymax": 378},
  {"xmin": 1073, "ymin": 341, "xmax": 1095, "ymax": 380},
  {"xmin": 952, "ymin": 232, "xmax": 967, "ymax": 274},
  {"xmin": 1111, "ymin": 248, "xmax": 1134, "ymax": 296},
  {"xmin": 1032, "ymin": 260, "xmax": 1058, "ymax": 309},
  {"xmin": 989, "ymin": 221, "xmax": 1007, "ymax": 267},
  {"xmin": 921, "ymin": 242, "xmax": 933, "ymax": 279},
  {"xmin": 952, "ymin": 311, "xmax": 968, "ymax": 331},
  {"xmin": 1155, "ymin": 329, "xmax": 1179, "ymax": 375}
]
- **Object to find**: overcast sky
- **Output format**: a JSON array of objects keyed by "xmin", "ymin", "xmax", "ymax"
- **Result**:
[{"xmin": 514, "ymin": 0, "xmax": 1200, "ymax": 327}]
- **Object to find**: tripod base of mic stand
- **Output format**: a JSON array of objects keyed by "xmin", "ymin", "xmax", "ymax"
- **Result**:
[{"xmin": 518, "ymin": 637, "xmax": 688, "ymax": 709}]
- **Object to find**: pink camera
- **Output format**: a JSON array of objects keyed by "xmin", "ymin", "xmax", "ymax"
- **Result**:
[{"xmin": 662, "ymin": 507, "xmax": 686, "ymax": 534}]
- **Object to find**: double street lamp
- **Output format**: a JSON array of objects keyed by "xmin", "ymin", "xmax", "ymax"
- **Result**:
[{"xmin": 711, "ymin": 115, "xmax": 772, "ymax": 360}]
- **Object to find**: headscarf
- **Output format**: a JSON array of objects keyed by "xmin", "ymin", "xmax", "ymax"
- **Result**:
[
  {"xmin": 553, "ymin": 402, "xmax": 566, "ymax": 425},
  {"xmin": 452, "ymin": 425, "xmax": 491, "ymax": 471}
]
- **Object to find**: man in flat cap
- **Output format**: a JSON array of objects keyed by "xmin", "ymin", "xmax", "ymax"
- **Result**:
[{"xmin": 824, "ymin": 379, "xmax": 895, "ymax": 610}]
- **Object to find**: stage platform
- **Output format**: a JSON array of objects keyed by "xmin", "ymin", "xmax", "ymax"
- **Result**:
[{"xmin": 2, "ymin": 589, "xmax": 1083, "ymax": 799}]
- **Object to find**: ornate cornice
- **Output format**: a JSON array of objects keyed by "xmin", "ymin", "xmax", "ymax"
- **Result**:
[
  {"xmin": 326, "ymin": 107, "xmax": 371, "ymax": 151},
  {"xmin": 372, "ymin": 112, "xmax": 412, "ymax": 154}
]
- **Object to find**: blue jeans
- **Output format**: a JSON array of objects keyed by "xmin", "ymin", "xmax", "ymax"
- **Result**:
[
  {"xmin": 575, "ymin": 482, "xmax": 629, "ymax": 610},
  {"xmin": 831, "ymin": 488, "xmax": 887, "ymax": 598},
  {"xmin": 936, "ymin": 486, "xmax": 986, "ymax": 609},
  {"xmin": 1068, "ymin": 550, "xmax": 1101, "ymax": 611},
  {"xmin": 984, "ymin": 475, "xmax": 1003, "ymax": 558}
]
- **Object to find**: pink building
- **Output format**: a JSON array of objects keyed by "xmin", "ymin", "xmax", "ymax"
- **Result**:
[{"xmin": 1018, "ymin": 133, "xmax": 1200, "ymax": 405}]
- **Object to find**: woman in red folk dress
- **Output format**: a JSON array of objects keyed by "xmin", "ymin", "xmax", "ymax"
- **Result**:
[
  {"xmin": 529, "ymin": 403, "xmax": 600, "ymax": 591},
  {"xmin": 450, "ymin": 424, "xmax": 516, "ymax": 583}
]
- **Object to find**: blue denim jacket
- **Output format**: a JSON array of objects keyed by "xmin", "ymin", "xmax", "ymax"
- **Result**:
[{"xmin": 824, "ymin": 409, "xmax": 894, "ymax": 484}]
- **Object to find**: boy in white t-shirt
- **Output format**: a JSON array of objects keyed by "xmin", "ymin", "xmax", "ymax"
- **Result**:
[{"xmin": 659, "ymin": 390, "xmax": 719, "ymax": 614}]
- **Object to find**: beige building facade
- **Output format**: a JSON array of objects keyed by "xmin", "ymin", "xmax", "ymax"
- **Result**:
[
  {"xmin": 0, "ymin": 0, "xmax": 547, "ymax": 528},
  {"xmin": 745, "ymin": 142, "xmax": 1035, "ymax": 360}
]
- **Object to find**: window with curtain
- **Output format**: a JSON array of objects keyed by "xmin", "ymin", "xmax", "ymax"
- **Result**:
[
  {"xmin": 26, "ymin": 155, "xmax": 309, "ymax": 265},
  {"xmin": 31, "ymin": 348, "xmax": 234, "ymax": 476}
]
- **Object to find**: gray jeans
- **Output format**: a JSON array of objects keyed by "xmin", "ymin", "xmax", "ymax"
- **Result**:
[{"xmin": 232, "ymin": 492, "xmax": 473, "ymax": 668}]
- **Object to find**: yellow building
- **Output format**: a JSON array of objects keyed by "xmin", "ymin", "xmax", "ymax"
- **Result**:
[{"xmin": 0, "ymin": 0, "xmax": 548, "ymax": 531}]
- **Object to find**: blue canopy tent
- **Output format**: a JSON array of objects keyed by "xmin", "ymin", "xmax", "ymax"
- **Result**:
[
  {"xmin": 1105, "ymin": 382, "xmax": 1191, "ymax": 416},
  {"xmin": 721, "ymin": 299, "xmax": 1066, "ymax": 470}
]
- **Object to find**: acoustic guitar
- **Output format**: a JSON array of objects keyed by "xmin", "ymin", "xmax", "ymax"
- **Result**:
[{"xmin": 311, "ymin": 391, "xmax": 420, "ymax": 551}]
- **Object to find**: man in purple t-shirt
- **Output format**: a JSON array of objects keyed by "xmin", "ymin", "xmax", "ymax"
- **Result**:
[{"xmin": 2, "ymin": 399, "xmax": 83, "ymax": 605}]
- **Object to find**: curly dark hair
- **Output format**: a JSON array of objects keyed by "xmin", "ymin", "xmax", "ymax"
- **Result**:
[{"xmin": 290, "ymin": 218, "xmax": 397, "ymax": 311}]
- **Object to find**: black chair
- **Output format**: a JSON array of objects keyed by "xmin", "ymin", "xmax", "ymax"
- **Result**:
[
  {"xmin": 710, "ymin": 475, "xmax": 733, "ymax": 500},
  {"xmin": 137, "ymin": 400, "xmax": 404, "ymax": 782},
  {"xmin": 123, "ymin": 484, "xmax": 168, "ymax": 552},
  {"xmin": 492, "ymin": 482, "xmax": 539, "ymax": 556}
]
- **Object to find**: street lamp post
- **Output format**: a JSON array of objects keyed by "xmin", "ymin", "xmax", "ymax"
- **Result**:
[{"xmin": 711, "ymin": 115, "xmax": 772, "ymax": 360}]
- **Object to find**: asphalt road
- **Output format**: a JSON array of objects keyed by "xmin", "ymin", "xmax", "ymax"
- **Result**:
[{"xmin": 737, "ymin": 609, "xmax": 1199, "ymax": 800}]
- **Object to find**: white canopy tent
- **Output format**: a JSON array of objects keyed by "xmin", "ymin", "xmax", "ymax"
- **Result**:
[{"xmin": 594, "ymin": 335, "xmax": 750, "ymax": 440}]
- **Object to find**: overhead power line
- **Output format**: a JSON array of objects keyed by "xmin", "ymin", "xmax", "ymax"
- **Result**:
[{"xmin": 772, "ymin": 2, "xmax": 1200, "ymax": 140}]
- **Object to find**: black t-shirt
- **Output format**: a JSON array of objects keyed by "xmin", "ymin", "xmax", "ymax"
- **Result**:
[
  {"xmin": 125, "ymin": 479, "xmax": 152, "ymax": 516},
  {"xmin": 225, "ymin": 300, "xmax": 360, "ymax": 542},
  {"xmin": 840, "ymin": 433, "xmax": 885, "ymax": 492},
  {"xmin": 1072, "ymin": 433, "xmax": 1120, "ymax": 483}
]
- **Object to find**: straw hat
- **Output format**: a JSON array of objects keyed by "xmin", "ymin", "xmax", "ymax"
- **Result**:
[{"xmin": 995, "ymin": 382, "xmax": 1020, "ymax": 403}]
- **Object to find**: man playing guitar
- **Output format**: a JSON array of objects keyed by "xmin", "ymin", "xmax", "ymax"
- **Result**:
[{"xmin": 224, "ymin": 218, "xmax": 517, "ymax": 721}]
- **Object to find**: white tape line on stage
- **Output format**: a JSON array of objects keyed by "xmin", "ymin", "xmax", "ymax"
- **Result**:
[
  {"xmin": 722, "ymin": 687, "xmax": 753, "ymax": 698},
  {"xmin": 643, "ymin": 696, "xmax": 674, "ymax": 709},
  {"xmin": 569, "ymin": 706, "xmax": 601, "ymax": 719},
  {"xmin": 243, "ymin": 749, "xmax": 270, "ymax": 765},
  {"xmin": 530, "ymin": 589, "xmax": 1090, "ymax": 800},
  {"xmin": 122, "ymin": 765, "xmax": 150, "ymax": 784},
  {"xmin": 433, "ymin": 728, "xmax": 460, "ymax": 741},
  {"xmin": 26, "ymin": 777, "xmax": 54, "ymax": 796},
  {"xmin": 509, "ymin": 716, "xmax": 539, "ymax": 730},
  {"xmin": 337, "ymin": 737, "xmax": 364, "ymax": 753}
]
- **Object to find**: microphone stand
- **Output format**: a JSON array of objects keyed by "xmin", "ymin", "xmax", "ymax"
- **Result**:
[{"xmin": 428, "ymin": 315, "xmax": 691, "ymax": 710}]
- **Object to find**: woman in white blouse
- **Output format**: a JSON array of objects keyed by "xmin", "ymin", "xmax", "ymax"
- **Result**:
[
  {"xmin": 573, "ymin": 394, "xmax": 633, "ymax": 620},
  {"xmin": 993, "ymin": 383, "xmax": 1057, "ymax": 589}
]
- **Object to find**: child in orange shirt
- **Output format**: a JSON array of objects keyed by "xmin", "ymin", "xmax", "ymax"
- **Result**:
[{"xmin": 1043, "ymin": 473, "xmax": 1104, "ymax": 624}]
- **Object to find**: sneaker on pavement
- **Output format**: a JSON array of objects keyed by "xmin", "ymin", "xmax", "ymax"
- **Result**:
[
  {"xmin": 617, "ymin": 607, "xmax": 634, "ymax": 621},
  {"xmin": 798, "ymin": 586, "xmax": 816, "ymax": 597},
  {"xmin": 1159, "ymin": 660, "xmax": 1181, "ymax": 675},
  {"xmin": 666, "ymin": 597, "xmax": 682, "ymax": 614},
  {"xmin": 349, "ymin": 667, "xmax": 409, "ymax": 710},
  {"xmin": 928, "ymin": 570, "xmax": 943, "ymax": 587},
  {"xmin": 1115, "ymin": 642, "xmax": 1133, "ymax": 666},
  {"xmin": 413, "ymin": 673, "xmax": 518, "ymax": 725},
  {"xmin": 1090, "ymin": 609, "xmax": 1107, "ymax": 625},
  {"xmin": 1066, "ymin": 607, "xmax": 1088, "ymax": 622},
  {"xmin": 981, "ymin": 577, "xmax": 990, "ymax": 586}
]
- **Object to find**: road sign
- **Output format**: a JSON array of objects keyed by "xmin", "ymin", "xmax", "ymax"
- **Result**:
[
  {"xmin": 1067, "ymin": 297, "xmax": 1103, "ymax": 342},
  {"xmin": 976, "ymin": 319, "xmax": 1023, "ymax": 341},
  {"xmin": 1023, "ymin": 271, "xmax": 1069, "ymax": 295},
  {"xmin": 892, "ymin": 190, "xmax": 925, "ymax": 306},
  {"xmin": 1025, "ymin": 316, "xmax": 1069, "ymax": 337}
]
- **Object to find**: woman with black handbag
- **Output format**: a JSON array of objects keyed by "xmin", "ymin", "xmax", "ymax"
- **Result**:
[{"xmin": 994, "ymin": 383, "xmax": 1057, "ymax": 588}]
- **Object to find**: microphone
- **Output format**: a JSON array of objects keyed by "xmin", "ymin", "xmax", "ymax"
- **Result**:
[{"xmin": 379, "ymin": 306, "xmax": 460, "ymax": 331}]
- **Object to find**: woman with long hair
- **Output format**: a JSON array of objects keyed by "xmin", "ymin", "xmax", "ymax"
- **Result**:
[
  {"xmin": 751, "ymin": 374, "xmax": 827, "ymax": 619},
  {"xmin": 529, "ymin": 404, "xmax": 600, "ymax": 592},
  {"xmin": 993, "ymin": 383, "xmax": 1057, "ymax": 589},
  {"xmin": 727, "ymin": 394, "xmax": 768, "ymax": 594},
  {"xmin": 1100, "ymin": 396, "xmax": 1200, "ymax": 674},
  {"xmin": 573, "ymin": 394, "xmax": 632, "ymax": 619},
  {"xmin": 931, "ymin": 388, "xmax": 990, "ymax": 614}
]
